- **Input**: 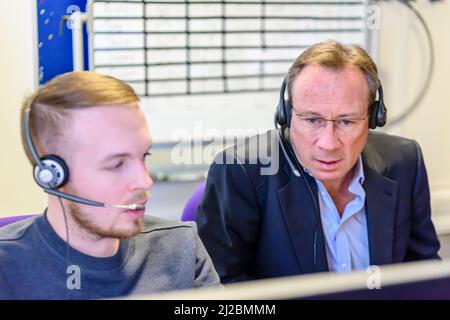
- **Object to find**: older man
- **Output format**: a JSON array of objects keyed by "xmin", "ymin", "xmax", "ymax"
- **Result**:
[{"xmin": 197, "ymin": 40, "xmax": 440, "ymax": 283}]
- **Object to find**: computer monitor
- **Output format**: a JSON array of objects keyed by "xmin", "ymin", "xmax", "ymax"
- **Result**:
[{"xmin": 131, "ymin": 259, "xmax": 450, "ymax": 300}]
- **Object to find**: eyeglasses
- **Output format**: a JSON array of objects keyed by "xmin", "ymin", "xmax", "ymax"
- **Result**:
[{"xmin": 293, "ymin": 111, "xmax": 368, "ymax": 134}]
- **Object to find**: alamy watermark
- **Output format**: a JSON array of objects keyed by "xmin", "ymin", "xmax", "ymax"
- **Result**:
[
  {"xmin": 170, "ymin": 122, "xmax": 280, "ymax": 176},
  {"xmin": 366, "ymin": 265, "xmax": 382, "ymax": 290},
  {"xmin": 366, "ymin": 5, "xmax": 381, "ymax": 30},
  {"xmin": 66, "ymin": 264, "xmax": 81, "ymax": 290},
  {"xmin": 65, "ymin": 5, "xmax": 83, "ymax": 31}
]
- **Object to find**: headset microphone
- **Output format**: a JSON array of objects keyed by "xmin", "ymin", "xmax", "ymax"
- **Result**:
[
  {"xmin": 23, "ymin": 108, "xmax": 145, "ymax": 211},
  {"xmin": 44, "ymin": 189, "xmax": 145, "ymax": 210}
]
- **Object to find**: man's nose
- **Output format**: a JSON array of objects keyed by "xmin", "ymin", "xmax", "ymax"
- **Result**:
[
  {"xmin": 131, "ymin": 163, "xmax": 154, "ymax": 191},
  {"xmin": 316, "ymin": 121, "xmax": 341, "ymax": 151}
]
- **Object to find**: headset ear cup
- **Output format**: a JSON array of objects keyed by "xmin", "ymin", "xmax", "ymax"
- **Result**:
[
  {"xmin": 275, "ymin": 99, "xmax": 293, "ymax": 128},
  {"xmin": 33, "ymin": 155, "xmax": 69, "ymax": 189},
  {"xmin": 368, "ymin": 102, "xmax": 377, "ymax": 129},
  {"xmin": 275, "ymin": 78, "xmax": 292, "ymax": 127},
  {"xmin": 276, "ymin": 99, "xmax": 287, "ymax": 127},
  {"xmin": 368, "ymin": 100, "xmax": 387, "ymax": 129},
  {"xmin": 376, "ymin": 100, "xmax": 387, "ymax": 128},
  {"xmin": 285, "ymin": 100, "xmax": 293, "ymax": 128},
  {"xmin": 372, "ymin": 84, "xmax": 387, "ymax": 128}
]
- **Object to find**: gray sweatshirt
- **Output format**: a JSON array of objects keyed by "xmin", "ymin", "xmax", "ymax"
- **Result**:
[{"xmin": 0, "ymin": 213, "xmax": 220, "ymax": 299}]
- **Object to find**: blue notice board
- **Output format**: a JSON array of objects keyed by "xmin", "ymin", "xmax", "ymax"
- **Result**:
[{"xmin": 37, "ymin": 0, "xmax": 89, "ymax": 85}]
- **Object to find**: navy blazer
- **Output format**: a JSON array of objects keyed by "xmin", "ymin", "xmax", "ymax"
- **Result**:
[{"xmin": 197, "ymin": 130, "xmax": 440, "ymax": 283}]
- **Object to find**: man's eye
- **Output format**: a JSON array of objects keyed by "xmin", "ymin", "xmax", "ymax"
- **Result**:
[
  {"xmin": 337, "ymin": 119, "xmax": 355, "ymax": 126},
  {"xmin": 305, "ymin": 117, "xmax": 320, "ymax": 125},
  {"xmin": 144, "ymin": 152, "xmax": 152, "ymax": 160},
  {"xmin": 110, "ymin": 161, "xmax": 124, "ymax": 170}
]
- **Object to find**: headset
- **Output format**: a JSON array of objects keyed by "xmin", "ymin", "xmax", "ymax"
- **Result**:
[
  {"xmin": 273, "ymin": 77, "xmax": 387, "ymax": 272},
  {"xmin": 275, "ymin": 78, "xmax": 387, "ymax": 130},
  {"xmin": 23, "ymin": 107, "xmax": 145, "ymax": 211}
]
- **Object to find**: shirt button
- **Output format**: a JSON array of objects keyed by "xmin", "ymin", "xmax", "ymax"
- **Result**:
[{"xmin": 341, "ymin": 263, "xmax": 347, "ymax": 269}]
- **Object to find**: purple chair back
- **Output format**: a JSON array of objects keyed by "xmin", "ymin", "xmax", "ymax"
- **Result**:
[
  {"xmin": 181, "ymin": 181, "xmax": 206, "ymax": 222},
  {"xmin": 0, "ymin": 215, "xmax": 35, "ymax": 228}
]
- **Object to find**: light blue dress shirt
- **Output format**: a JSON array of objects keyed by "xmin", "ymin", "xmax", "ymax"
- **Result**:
[{"xmin": 314, "ymin": 156, "xmax": 370, "ymax": 273}]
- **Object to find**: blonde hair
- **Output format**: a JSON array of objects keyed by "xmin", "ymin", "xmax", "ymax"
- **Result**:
[
  {"xmin": 286, "ymin": 40, "xmax": 380, "ymax": 104},
  {"xmin": 21, "ymin": 71, "xmax": 139, "ymax": 163}
]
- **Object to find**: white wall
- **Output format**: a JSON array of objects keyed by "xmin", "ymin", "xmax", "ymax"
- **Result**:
[
  {"xmin": 0, "ymin": 0, "xmax": 46, "ymax": 216},
  {"xmin": 376, "ymin": 0, "xmax": 450, "ymax": 232}
]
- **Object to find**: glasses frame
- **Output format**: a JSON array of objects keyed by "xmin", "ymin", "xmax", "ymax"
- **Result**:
[{"xmin": 292, "ymin": 110, "xmax": 369, "ymax": 134}]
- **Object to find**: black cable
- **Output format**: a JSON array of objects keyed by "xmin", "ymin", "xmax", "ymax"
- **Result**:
[
  {"xmin": 274, "ymin": 78, "xmax": 320, "ymax": 271},
  {"xmin": 285, "ymin": 134, "xmax": 321, "ymax": 272},
  {"xmin": 276, "ymin": 127, "xmax": 321, "ymax": 272},
  {"xmin": 57, "ymin": 196, "xmax": 71, "ymax": 299},
  {"xmin": 384, "ymin": 0, "xmax": 435, "ymax": 127}
]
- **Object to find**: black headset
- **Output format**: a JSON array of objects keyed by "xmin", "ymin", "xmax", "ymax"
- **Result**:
[{"xmin": 274, "ymin": 78, "xmax": 387, "ymax": 130}]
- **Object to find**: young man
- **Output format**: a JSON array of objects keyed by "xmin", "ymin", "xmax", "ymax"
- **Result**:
[
  {"xmin": 0, "ymin": 71, "xmax": 220, "ymax": 299},
  {"xmin": 197, "ymin": 40, "xmax": 440, "ymax": 283}
]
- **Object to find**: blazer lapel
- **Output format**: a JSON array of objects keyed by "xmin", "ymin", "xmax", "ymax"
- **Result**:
[
  {"xmin": 277, "ymin": 161, "xmax": 328, "ymax": 273},
  {"xmin": 363, "ymin": 142, "xmax": 399, "ymax": 266}
]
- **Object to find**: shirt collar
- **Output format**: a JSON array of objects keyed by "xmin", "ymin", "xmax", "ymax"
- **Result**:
[{"xmin": 353, "ymin": 155, "xmax": 365, "ymax": 185}]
